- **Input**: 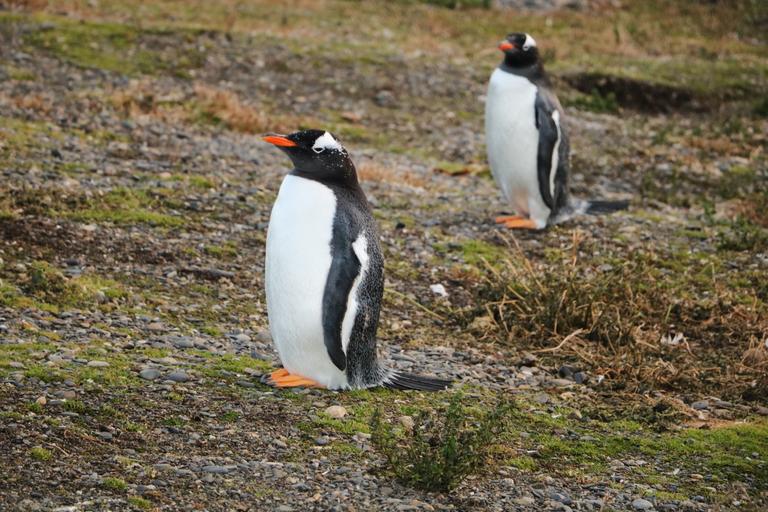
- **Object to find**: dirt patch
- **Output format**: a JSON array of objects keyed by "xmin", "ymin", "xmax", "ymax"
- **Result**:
[{"xmin": 564, "ymin": 72, "xmax": 697, "ymax": 113}]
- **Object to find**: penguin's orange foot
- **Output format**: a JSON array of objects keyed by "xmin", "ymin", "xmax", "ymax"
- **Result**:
[
  {"xmin": 266, "ymin": 369, "xmax": 324, "ymax": 388},
  {"xmin": 502, "ymin": 218, "xmax": 538, "ymax": 230},
  {"xmin": 270, "ymin": 368, "xmax": 289, "ymax": 380},
  {"xmin": 495, "ymin": 215, "xmax": 524, "ymax": 224}
]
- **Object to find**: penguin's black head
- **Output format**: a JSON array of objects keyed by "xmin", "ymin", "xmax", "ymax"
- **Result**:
[
  {"xmin": 263, "ymin": 129, "xmax": 357, "ymax": 185},
  {"xmin": 499, "ymin": 32, "xmax": 539, "ymax": 68}
]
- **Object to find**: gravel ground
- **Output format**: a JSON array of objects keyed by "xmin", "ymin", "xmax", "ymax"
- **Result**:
[{"xmin": 1, "ymin": 4, "xmax": 767, "ymax": 511}]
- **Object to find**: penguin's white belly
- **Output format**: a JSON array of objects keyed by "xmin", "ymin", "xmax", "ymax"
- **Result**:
[
  {"xmin": 485, "ymin": 69, "xmax": 550, "ymax": 226},
  {"xmin": 265, "ymin": 174, "xmax": 349, "ymax": 389}
]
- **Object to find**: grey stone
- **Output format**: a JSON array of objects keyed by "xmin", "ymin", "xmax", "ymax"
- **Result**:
[
  {"xmin": 632, "ymin": 498, "xmax": 654, "ymax": 510},
  {"xmin": 167, "ymin": 371, "xmax": 190, "ymax": 383},
  {"xmin": 139, "ymin": 368, "xmax": 162, "ymax": 381},
  {"xmin": 201, "ymin": 465, "xmax": 236, "ymax": 474},
  {"xmin": 691, "ymin": 400, "xmax": 709, "ymax": 410},
  {"xmin": 87, "ymin": 360, "xmax": 110, "ymax": 368}
]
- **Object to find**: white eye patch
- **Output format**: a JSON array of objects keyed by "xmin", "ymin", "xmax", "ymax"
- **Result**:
[
  {"xmin": 523, "ymin": 34, "xmax": 537, "ymax": 50},
  {"xmin": 312, "ymin": 131, "xmax": 343, "ymax": 153}
]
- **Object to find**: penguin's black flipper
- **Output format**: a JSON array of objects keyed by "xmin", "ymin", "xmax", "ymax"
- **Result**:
[
  {"xmin": 384, "ymin": 371, "xmax": 451, "ymax": 392},
  {"xmin": 585, "ymin": 200, "xmax": 630, "ymax": 215},
  {"xmin": 322, "ymin": 234, "xmax": 362, "ymax": 372}
]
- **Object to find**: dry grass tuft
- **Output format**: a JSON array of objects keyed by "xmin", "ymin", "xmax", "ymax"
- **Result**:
[
  {"xmin": 192, "ymin": 84, "xmax": 274, "ymax": 134},
  {"xmin": 11, "ymin": 93, "xmax": 53, "ymax": 115},
  {"xmin": 2, "ymin": 0, "xmax": 49, "ymax": 11},
  {"xmin": 357, "ymin": 161, "xmax": 430, "ymax": 190},
  {"xmin": 468, "ymin": 232, "xmax": 768, "ymax": 396},
  {"xmin": 109, "ymin": 80, "xmax": 315, "ymax": 134}
]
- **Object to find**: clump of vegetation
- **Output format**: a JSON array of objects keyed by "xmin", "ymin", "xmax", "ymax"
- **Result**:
[
  {"xmin": 718, "ymin": 216, "xmax": 768, "ymax": 252},
  {"xmin": 568, "ymin": 89, "xmax": 620, "ymax": 114},
  {"xmin": 23, "ymin": 261, "xmax": 81, "ymax": 304},
  {"xmin": 127, "ymin": 496, "xmax": 152, "ymax": 510},
  {"xmin": 370, "ymin": 392, "xmax": 511, "ymax": 492},
  {"xmin": 102, "ymin": 477, "xmax": 128, "ymax": 491},
  {"xmin": 29, "ymin": 446, "xmax": 52, "ymax": 461},
  {"xmin": 467, "ymin": 236, "xmax": 767, "ymax": 395},
  {"xmin": 22, "ymin": 17, "xmax": 205, "ymax": 77}
]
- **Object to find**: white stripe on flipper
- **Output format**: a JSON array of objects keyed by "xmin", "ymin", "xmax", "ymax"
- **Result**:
[
  {"xmin": 549, "ymin": 110, "xmax": 561, "ymax": 201},
  {"xmin": 340, "ymin": 233, "xmax": 369, "ymax": 354}
]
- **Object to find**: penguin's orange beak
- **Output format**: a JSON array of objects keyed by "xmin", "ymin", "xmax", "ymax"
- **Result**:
[
  {"xmin": 262, "ymin": 134, "xmax": 297, "ymax": 147},
  {"xmin": 499, "ymin": 41, "xmax": 515, "ymax": 51}
]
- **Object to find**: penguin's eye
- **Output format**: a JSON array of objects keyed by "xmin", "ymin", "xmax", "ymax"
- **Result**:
[{"xmin": 313, "ymin": 146, "xmax": 326, "ymax": 154}]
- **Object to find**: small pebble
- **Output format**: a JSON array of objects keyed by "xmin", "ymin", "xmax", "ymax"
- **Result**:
[{"xmin": 324, "ymin": 405, "xmax": 347, "ymax": 419}]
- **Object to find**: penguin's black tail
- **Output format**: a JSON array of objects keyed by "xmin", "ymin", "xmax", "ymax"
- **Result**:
[
  {"xmin": 585, "ymin": 199, "xmax": 630, "ymax": 215},
  {"xmin": 383, "ymin": 371, "xmax": 451, "ymax": 392}
]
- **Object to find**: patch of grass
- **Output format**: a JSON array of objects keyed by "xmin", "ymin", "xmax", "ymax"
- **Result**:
[
  {"xmin": 468, "ymin": 237, "xmax": 767, "ymax": 395},
  {"xmin": 189, "ymin": 175, "xmax": 216, "ymax": 190},
  {"xmin": 718, "ymin": 216, "xmax": 768, "ymax": 252},
  {"xmin": 29, "ymin": 446, "xmax": 52, "ymax": 461},
  {"xmin": 196, "ymin": 353, "xmax": 270, "ymax": 380},
  {"xmin": 5, "ymin": 64, "xmax": 36, "ymax": 81},
  {"xmin": 191, "ymin": 83, "xmax": 315, "ymax": 134},
  {"xmin": 566, "ymin": 89, "xmax": 620, "ymax": 113},
  {"xmin": 27, "ymin": 402, "xmax": 44, "ymax": 414},
  {"xmin": 200, "ymin": 325, "xmax": 223, "ymax": 337},
  {"xmin": 162, "ymin": 416, "xmax": 187, "ymax": 427},
  {"xmin": 459, "ymin": 239, "xmax": 507, "ymax": 267},
  {"xmin": 127, "ymin": 496, "xmax": 152, "ymax": 510},
  {"xmin": 25, "ymin": 364, "xmax": 63, "ymax": 383},
  {"xmin": 102, "ymin": 477, "xmax": 128, "ymax": 491},
  {"xmin": 63, "ymin": 400, "xmax": 89, "ymax": 415},
  {"xmin": 371, "ymin": 392, "xmax": 511, "ymax": 492},
  {"xmin": 531, "ymin": 418, "xmax": 768, "ymax": 490},
  {"xmin": 508, "ymin": 455, "xmax": 537, "ymax": 471},
  {"xmin": 67, "ymin": 208, "xmax": 184, "ymax": 227},
  {"xmin": 21, "ymin": 14, "xmax": 205, "ymax": 77},
  {"xmin": 220, "ymin": 411, "xmax": 239, "ymax": 423},
  {"xmin": 204, "ymin": 242, "xmax": 238, "ymax": 258}
]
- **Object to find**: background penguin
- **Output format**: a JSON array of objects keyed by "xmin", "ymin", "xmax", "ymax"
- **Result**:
[
  {"xmin": 485, "ymin": 32, "xmax": 629, "ymax": 230},
  {"xmin": 262, "ymin": 129, "xmax": 451, "ymax": 391}
]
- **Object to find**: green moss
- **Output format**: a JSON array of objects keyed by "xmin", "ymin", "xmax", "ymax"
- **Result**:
[
  {"xmin": 189, "ymin": 175, "xmax": 216, "ymax": 190},
  {"xmin": 29, "ymin": 446, "xmax": 52, "ymax": 461},
  {"xmin": 102, "ymin": 477, "xmax": 128, "ymax": 491},
  {"xmin": 197, "ymin": 353, "xmax": 270, "ymax": 380},
  {"xmin": 25, "ymin": 365, "xmax": 63, "ymax": 383},
  {"xmin": 127, "ymin": 496, "xmax": 152, "ymax": 510},
  {"xmin": 163, "ymin": 416, "xmax": 187, "ymax": 427},
  {"xmin": 459, "ymin": 239, "xmax": 507, "ymax": 267},
  {"xmin": 508, "ymin": 456, "xmax": 537, "ymax": 471},
  {"xmin": 27, "ymin": 402, "xmax": 44, "ymax": 414},
  {"xmin": 66, "ymin": 208, "xmax": 184, "ymax": 227},
  {"xmin": 63, "ymin": 400, "xmax": 89, "ymax": 415},
  {"xmin": 5, "ymin": 64, "xmax": 36, "ymax": 81},
  {"xmin": 200, "ymin": 325, "xmax": 223, "ymax": 337},
  {"xmin": 566, "ymin": 89, "xmax": 619, "ymax": 113},
  {"xmin": 220, "ymin": 411, "xmax": 240, "ymax": 423},
  {"xmin": 329, "ymin": 442, "xmax": 364, "ymax": 456},
  {"xmin": 204, "ymin": 242, "xmax": 239, "ymax": 258},
  {"xmin": 21, "ymin": 15, "xmax": 205, "ymax": 77}
]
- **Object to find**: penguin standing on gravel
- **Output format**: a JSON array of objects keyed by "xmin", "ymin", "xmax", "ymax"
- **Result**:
[
  {"xmin": 262, "ymin": 129, "xmax": 450, "ymax": 391},
  {"xmin": 485, "ymin": 33, "xmax": 628, "ymax": 230}
]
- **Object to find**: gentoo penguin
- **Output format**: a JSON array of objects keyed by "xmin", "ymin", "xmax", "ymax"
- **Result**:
[
  {"xmin": 262, "ymin": 129, "xmax": 450, "ymax": 391},
  {"xmin": 485, "ymin": 33, "xmax": 628, "ymax": 230}
]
